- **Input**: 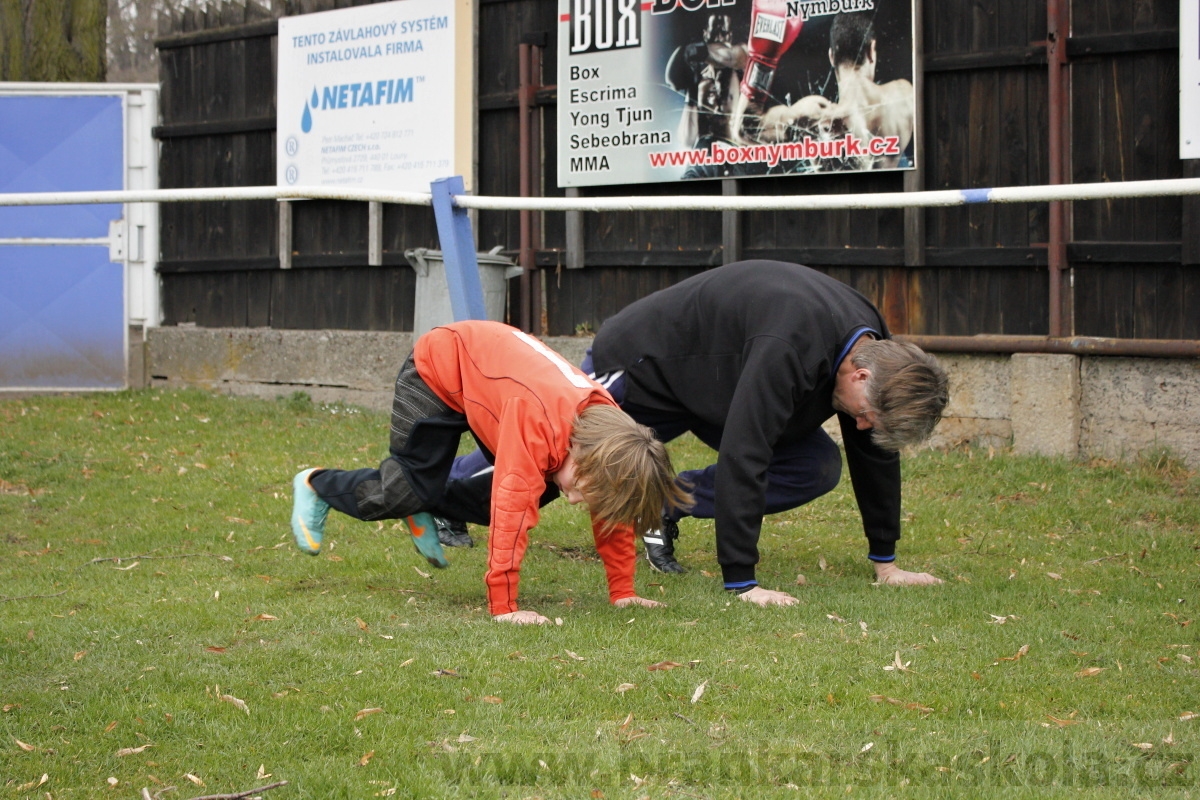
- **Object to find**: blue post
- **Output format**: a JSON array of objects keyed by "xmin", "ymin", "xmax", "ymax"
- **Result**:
[{"xmin": 430, "ymin": 175, "xmax": 486, "ymax": 321}]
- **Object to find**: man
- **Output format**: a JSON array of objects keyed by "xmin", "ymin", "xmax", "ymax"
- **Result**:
[
  {"xmin": 758, "ymin": 11, "xmax": 915, "ymax": 170},
  {"xmin": 436, "ymin": 262, "xmax": 949, "ymax": 608}
]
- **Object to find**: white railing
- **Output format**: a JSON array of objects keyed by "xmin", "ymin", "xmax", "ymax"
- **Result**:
[{"xmin": 3, "ymin": 176, "xmax": 1200, "ymax": 210}]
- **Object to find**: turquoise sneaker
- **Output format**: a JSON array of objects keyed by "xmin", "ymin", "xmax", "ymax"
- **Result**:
[
  {"xmin": 291, "ymin": 468, "xmax": 329, "ymax": 555},
  {"xmin": 404, "ymin": 512, "xmax": 449, "ymax": 568}
]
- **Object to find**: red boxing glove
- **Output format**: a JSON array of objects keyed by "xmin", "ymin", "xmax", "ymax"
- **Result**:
[{"xmin": 740, "ymin": 0, "xmax": 804, "ymax": 104}]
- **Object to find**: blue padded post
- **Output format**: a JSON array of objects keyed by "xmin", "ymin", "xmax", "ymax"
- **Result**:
[{"xmin": 430, "ymin": 175, "xmax": 486, "ymax": 321}]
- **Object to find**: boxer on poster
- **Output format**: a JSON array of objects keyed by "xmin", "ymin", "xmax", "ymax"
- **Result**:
[{"xmin": 758, "ymin": 11, "xmax": 915, "ymax": 170}]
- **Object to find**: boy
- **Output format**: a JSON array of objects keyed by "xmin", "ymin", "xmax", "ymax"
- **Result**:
[{"xmin": 290, "ymin": 320, "xmax": 690, "ymax": 624}]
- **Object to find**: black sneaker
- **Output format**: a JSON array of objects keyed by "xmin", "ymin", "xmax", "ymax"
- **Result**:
[
  {"xmin": 644, "ymin": 517, "xmax": 685, "ymax": 574},
  {"xmin": 433, "ymin": 516, "xmax": 474, "ymax": 548}
]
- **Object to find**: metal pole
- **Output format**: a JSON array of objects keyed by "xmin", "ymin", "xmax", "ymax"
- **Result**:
[
  {"xmin": 898, "ymin": 334, "xmax": 1200, "ymax": 359},
  {"xmin": 1046, "ymin": 0, "xmax": 1070, "ymax": 337},
  {"xmin": 518, "ymin": 42, "xmax": 533, "ymax": 332}
]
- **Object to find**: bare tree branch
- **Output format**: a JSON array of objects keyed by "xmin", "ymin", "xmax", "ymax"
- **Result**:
[
  {"xmin": 140, "ymin": 781, "xmax": 287, "ymax": 800},
  {"xmin": 188, "ymin": 780, "xmax": 288, "ymax": 800},
  {"xmin": 0, "ymin": 590, "xmax": 68, "ymax": 602},
  {"xmin": 80, "ymin": 552, "xmax": 234, "ymax": 569}
]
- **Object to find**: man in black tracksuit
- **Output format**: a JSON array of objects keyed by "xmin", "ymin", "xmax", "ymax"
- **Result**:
[
  {"xmin": 439, "ymin": 261, "xmax": 949, "ymax": 606},
  {"xmin": 582, "ymin": 260, "xmax": 949, "ymax": 605}
]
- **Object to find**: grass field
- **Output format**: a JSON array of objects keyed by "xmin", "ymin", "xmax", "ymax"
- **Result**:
[{"xmin": 2, "ymin": 388, "xmax": 1198, "ymax": 798}]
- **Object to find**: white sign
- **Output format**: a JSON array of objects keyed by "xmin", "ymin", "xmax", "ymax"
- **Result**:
[
  {"xmin": 556, "ymin": 0, "xmax": 917, "ymax": 188},
  {"xmin": 1183, "ymin": 0, "xmax": 1200, "ymax": 159},
  {"xmin": 277, "ymin": 0, "xmax": 459, "ymax": 190}
]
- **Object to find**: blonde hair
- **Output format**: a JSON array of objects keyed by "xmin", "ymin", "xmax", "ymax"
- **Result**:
[
  {"xmin": 851, "ymin": 339, "xmax": 949, "ymax": 452},
  {"xmin": 569, "ymin": 404, "xmax": 692, "ymax": 537}
]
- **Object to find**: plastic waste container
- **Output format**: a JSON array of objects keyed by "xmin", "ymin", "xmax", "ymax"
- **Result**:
[{"xmin": 404, "ymin": 245, "xmax": 523, "ymax": 337}]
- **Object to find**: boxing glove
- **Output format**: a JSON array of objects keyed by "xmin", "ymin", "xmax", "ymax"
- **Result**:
[{"xmin": 739, "ymin": 0, "xmax": 804, "ymax": 104}]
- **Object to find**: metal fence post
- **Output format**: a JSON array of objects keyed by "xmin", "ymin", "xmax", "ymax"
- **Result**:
[{"xmin": 430, "ymin": 175, "xmax": 487, "ymax": 321}]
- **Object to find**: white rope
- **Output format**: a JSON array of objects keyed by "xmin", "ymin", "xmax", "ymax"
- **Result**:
[{"xmin": 2, "ymin": 177, "xmax": 1199, "ymax": 210}]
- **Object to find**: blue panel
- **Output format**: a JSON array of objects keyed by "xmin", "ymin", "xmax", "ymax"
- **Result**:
[
  {"xmin": 0, "ymin": 95, "xmax": 124, "ymax": 237},
  {"xmin": 0, "ymin": 246, "xmax": 124, "ymax": 389}
]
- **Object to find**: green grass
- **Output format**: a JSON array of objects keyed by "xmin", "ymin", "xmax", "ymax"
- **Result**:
[{"xmin": 2, "ymin": 389, "xmax": 1198, "ymax": 798}]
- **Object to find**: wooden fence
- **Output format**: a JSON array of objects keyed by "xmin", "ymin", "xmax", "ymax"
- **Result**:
[{"xmin": 154, "ymin": 0, "xmax": 1198, "ymax": 338}]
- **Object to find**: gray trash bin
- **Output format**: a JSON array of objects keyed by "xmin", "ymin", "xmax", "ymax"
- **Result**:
[{"xmin": 404, "ymin": 245, "xmax": 523, "ymax": 337}]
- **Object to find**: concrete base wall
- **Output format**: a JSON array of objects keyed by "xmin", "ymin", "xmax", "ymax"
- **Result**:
[{"xmin": 144, "ymin": 327, "xmax": 1200, "ymax": 468}]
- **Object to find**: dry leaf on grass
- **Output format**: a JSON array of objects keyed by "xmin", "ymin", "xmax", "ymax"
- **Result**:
[
  {"xmin": 1046, "ymin": 715, "xmax": 1078, "ymax": 727},
  {"xmin": 205, "ymin": 646, "xmax": 226, "ymax": 653},
  {"xmin": 993, "ymin": 644, "xmax": 1030, "ymax": 665},
  {"xmin": 1180, "ymin": 711, "xmax": 1198, "ymax": 721},
  {"xmin": 1075, "ymin": 667, "xmax": 1104, "ymax": 678},
  {"xmin": 1130, "ymin": 742, "xmax": 1154, "ymax": 750},
  {"xmin": 481, "ymin": 696, "xmax": 503, "ymax": 704},
  {"xmin": 869, "ymin": 694, "xmax": 933, "ymax": 716},
  {"xmin": 615, "ymin": 683, "xmax": 637, "ymax": 694},
  {"xmin": 691, "ymin": 680, "xmax": 708, "ymax": 704},
  {"xmin": 225, "ymin": 516, "xmax": 252, "ymax": 524},
  {"xmin": 413, "ymin": 567, "xmax": 431, "ymax": 579},
  {"xmin": 794, "ymin": 573, "xmax": 806, "ymax": 585},
  {"xmin": 432, "ymin": 669, "xmax": 461, "ymax": 678},
  {"xmin": 73, "ymin": 650, "xmax": 87, "ymax": 661},
  {"xmin": 457, "ymin": 733, "xmax": 477, "ymax": 743},
  {"xmin": 883, "ymin": 652, "xmax": 913, "ymax": 673},
  {"xmin": 184, "ymin": 773, "xmax": 205, "ymax": 787},
  {"xmin": 818, "ymin": 556, "xmax": 828, "ymax": 571},
  {"xmin": 256, "ymin": 765, "xmax": 271, "ymax": 780},
  {"xmin": 17, "ymin": 775, "xmax": 49, "ymax": 792},
  {"xmin": 103, "ymin": 721, "xmax": 118, "ymax": 733},
  {"xmin": 1047, "ymin": 572, "xmax": 1063, "ymax": 580},
  {"xmin": 252, "ymin": 614, "xmax": 277, "ymax": 621},
  {"xmin": 356, "ymin": 618, "xmax": 369, "ymax": 631},
  {"xmin": 358, "ymin": 750, "xmax": 375, "ymax": 766},
  {"xmin": 13, "ymin": 737, "xmax": 36, "ymax": 751},
  {"xmin": 116, "ymin": 744, "xmax": 153, "ymax": 756},
  {"xmin": 355, "ymin": 708, "xmax": 383, "ymax": 721},
  {"xmin": 647, "ymin": 661, "xmax": 682, "ymax": 671},
  {"xmin": 565, "ymin": 650, "xmax": 585, "ymax": 661},
  {"xmin": 215, "ymin": 687, "xmax": 249, "ymax": 714},
  {"xmin": 827, "ymin": 613, "xmax": 847, "ymax": 623}
]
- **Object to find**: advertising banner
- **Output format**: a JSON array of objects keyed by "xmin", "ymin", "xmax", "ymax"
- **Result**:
[
  {"xmin": 557, "ymin": 0, "xmax": 916, "ymax": 188},
  {"xmin": 277, "ymin": 0, "xmax": 472, "ymax": 191},
  {"xmin": 1183, "ymin": 0, "xmax": 1200, "ymax": 159}
]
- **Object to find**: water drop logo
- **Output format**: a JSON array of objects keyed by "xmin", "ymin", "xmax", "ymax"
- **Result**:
[{"xmin": 301, "ymin": 87, "xmax": 318, "ymax": 133}]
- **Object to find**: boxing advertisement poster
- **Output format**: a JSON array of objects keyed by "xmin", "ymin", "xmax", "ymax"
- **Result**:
[
  {"xmin": 277, "ymin": 0, "xmax": 475, "ymax": 192},
  {"xmin": 556, "ymin": 0, "xmax": 917, "ymax": 187},
  {"xmin": 1182, "ymin": 0, "xmax": 1200, "ymax": 159}
]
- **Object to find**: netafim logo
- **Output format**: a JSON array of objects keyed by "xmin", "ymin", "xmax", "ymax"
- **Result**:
[
  {"xmin": 300, "ymin": 78, "xmax": 416, "ymax": 133},
  {"xmin": 570, "ymin": 0, "xmax": 641, "ymax": 54}
]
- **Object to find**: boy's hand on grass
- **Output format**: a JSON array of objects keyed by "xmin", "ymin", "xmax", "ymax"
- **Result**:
[
  {"xmin": 737, "ymin": 587, "xmax": 799, "ymax": 607},
  {"xmin": 873, "ymin": 562, "xmax": 943, "ymax": 586},
  {"xmin": 613, "ymin": 595, "xmax": 665, "ymax": 609},
  {"xmin": 494, "ymin": 610, "xmax": 551, "ymax": 624}
]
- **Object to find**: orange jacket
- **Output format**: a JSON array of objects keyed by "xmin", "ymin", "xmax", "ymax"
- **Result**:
[{"xmin": 414, "ymin": 321, "xmax": 637, "ymax": 615}]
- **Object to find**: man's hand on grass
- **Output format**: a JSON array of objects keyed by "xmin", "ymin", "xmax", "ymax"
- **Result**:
[
  {"xmin": 614, "ymin": 595, "xmax": 665, "ymax": 609},
  {"xmin": 493, "ymin": 610, "xmax": 551, "ymax": 624},
  {"xmin": 873, "ymin": 562, "xmax": 943, "ymax": 586},
  {"xmin": 737, "ymin": 586, "xmax": 799, "ymax": 607}
]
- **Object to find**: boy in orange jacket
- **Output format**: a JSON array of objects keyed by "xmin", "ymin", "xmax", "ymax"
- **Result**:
[{"xmin": 290, "ymin": 320, "xmax": 690, "ymax": 624}]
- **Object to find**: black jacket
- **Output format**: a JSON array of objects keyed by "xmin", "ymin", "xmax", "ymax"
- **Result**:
[{"xmin": 591, "ymin": 261, "xmax": 901, "ymax": 585}]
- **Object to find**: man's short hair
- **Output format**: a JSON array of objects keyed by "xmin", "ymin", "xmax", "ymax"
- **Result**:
[
  {"xmin": 570, "ymin": 404, "xmax": 692, "ymax": 537},
  {"xmin": 851, "ymin": 340, "xmax": 949, "ymax": 451},
  {"xmin": 829, "ymin": 12, "xmax": 876, "ymax": 66}
]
